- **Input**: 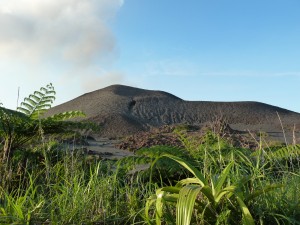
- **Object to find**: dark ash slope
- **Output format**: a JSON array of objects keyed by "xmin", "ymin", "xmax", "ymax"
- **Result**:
[{"xmin": 45, "ymin": 85, "xmax": 300, "ymax": 137}]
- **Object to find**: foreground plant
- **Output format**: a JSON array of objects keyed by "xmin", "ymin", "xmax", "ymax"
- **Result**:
[
  {"xmin": 145, "ymin": 154, "xmax": 281, "ymax": 225},
  {"xmin": 0, "ymin": 174, "xmax": 44, "ymax": 225},
  {"xmin": 0, "ymin": 145, "xmax": 155, "ymax": 224},
  {"xmin": 0, "ymin": 83, "xmax": 88, "ymax": 163}
]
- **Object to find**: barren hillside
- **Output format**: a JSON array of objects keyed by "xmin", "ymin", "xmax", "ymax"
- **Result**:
[{"xmin": 45, "ymin": 85, "xmax": 300, "ymax": 138}]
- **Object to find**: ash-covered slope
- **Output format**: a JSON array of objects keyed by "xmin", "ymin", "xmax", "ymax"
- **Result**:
[{"xmin": 45, "ymin": 85, "xmax": 300, "ymax": 137}]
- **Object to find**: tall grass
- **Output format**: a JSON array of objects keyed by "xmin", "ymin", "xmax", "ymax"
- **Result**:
[
  {"xmin": 0, "ymin": 143, "xmax": 156, "ymax": 224},
  {"xmin": 0, "ymin": 130, "xmax": 299, "ymax": 224},
  {"xmin": 145, "ymin": 132, "xmax": 300, "ymax": 225}
]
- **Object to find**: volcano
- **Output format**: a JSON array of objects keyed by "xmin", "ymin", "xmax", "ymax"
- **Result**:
[{"xmin": 45, "ymin": 85, "xmax": 300, "ymax": 138}]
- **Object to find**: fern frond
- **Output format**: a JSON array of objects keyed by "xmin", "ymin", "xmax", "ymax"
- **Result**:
[
  {"xmin": 34, "ymin": 91, "xmax": 45, "ymax": 98},
  {"xmin": 41, "ymin": 95, "xmax": 55, "ymax": 100},
  {"xmin": 29, "ymin": 94, "xmax": 41, "ymax": 102},
  {"xmin": 31, "ymin": 109, "xmax": 48, "ymax": 119},
  {"xmin": 46, "ymin": 90, "xmax": 56, "ymax": 96},
  {"xmin": 46, "ymin": 83, "xmax": 53, "ymax": 88},
  {"xmin": 24, "ymin": 97, "xmax": 38, "ymax": 107},
  {"xmin": 20, "ymin": 102, "xmax": 34, "ymax": 110},
  {"xmin": 35, "ymin": 104, "xmax": 52, "ymax": 110},
  {"xmin": 45, "ymin": 83, "xmax": 54, "ymax": 90},
  {"xmin": 48, "ymin": 111, "xmax": 86, "ymax": 121},
  {"xmin": 40, "ymin": 87, "xmax": 48, "ymax": 92},
  {"xmin": 17, "ymin": 83, "xmax": 56, "ymax": 119},
  {"xmin": 271, "ymin": 145, "xmax": 300, "ymax": 160},
  {"xmin": 38, "ymin": 100, "xmax": 54, "ymax": 105},
  {"xmin": 118, "ymin": 155, "xmax": 151, "ymax": 168},
  {"xmin": 17, "ymin": 107, "xmax": 31, "ymax": 115}
]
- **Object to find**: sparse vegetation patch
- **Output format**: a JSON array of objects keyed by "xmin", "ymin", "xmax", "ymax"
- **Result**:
[{"xmin": 0, "ymin": 85, "xmax": 299, "ymax": 224}]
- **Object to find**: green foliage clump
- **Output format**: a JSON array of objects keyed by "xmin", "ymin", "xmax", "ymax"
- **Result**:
[
  {"xmin": 117, "ymin": 146, "xmax": 194, "ymax": 185},
  {"xmin": 0, "ymin": 142, "xmax": 152, "ymax": 224},
  {"xmin": 0, "ymin": 83, "xmax": 94, "ymax": 164},
  {"xmin": 145, "ymin": 155, "xmax": 283, "ymax": 225},
  {"xmin": 1, "ymin": 84, "xmax": 300, "ymax": 224},
  {"xmin": 142, "ymin": 130, "xmax": 300, "ymax": 225},
  {"xmin": 17, "ymin": 83, "xmax": 56, "ymax": 119}
]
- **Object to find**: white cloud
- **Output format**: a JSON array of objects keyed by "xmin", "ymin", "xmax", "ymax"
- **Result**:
[
  {"xmin": 0, "ymin": 0, "xmax": 123, "ymax": 63},
  {"xmin": 0, "ymin": 0, "xmax": 125, "ymax": 109}
]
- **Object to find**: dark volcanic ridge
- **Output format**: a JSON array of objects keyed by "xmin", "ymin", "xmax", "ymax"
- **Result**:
[{"xmin": 45, "ymin": 85, "xmax": 300, "ymax": 138}]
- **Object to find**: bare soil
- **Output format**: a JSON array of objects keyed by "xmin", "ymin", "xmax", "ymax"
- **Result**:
[{"xmin": 45, "ymin": 84, "xmax": 300, "ymax": 155}]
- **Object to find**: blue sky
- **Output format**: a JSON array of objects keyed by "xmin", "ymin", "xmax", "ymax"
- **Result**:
[{"xmin": 0, "ymin": 0, "xmax": 299, "ymax": 112}]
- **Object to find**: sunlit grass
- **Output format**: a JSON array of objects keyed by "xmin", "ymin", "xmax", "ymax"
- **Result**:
[{"xmin": 0, "ymin": 131, "xmax": 299, "ymax": 224}]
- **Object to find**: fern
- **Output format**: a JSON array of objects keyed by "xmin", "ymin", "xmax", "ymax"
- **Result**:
[
  {"xmin": 47, "ymin": 111, "xmax": 85, "ymax": 121},
  {"xmin": 0, "ymin": 109, "xmax": 39, "ymax": 161},
  {"xmin": 270, "ymin": 145, "xmax": 300, "ymax": 160},
  {"xmin": 17, "ymin": 83, "xmax": 56, "ymax": 119},
  {"xmin": 116, "ymin": 146, "xmax": 195, "ymax": 184},
  {"xmin": 0, "ymin": 83, "xmax": 94, "ymax": 162}
]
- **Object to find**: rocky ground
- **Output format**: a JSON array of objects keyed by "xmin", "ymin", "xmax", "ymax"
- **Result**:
[
  {"xmin": 78, "ymin": 121, "xmax": 300, "ymax": 159},
  {"xmin": 46, "ymin": 85, "xmax": 300, "ymax": 138},
  {"xmin": 44, "ymin": 85, "xmax": 300, "ymax": 158},
  {"xmin": 115, "ymin": 122, "xmax": 295, "ymax": 152}
]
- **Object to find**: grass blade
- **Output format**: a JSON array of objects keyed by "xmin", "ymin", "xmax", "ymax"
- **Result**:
[
  {"xmin": 160, "ymin": 154, "xmax": 208, "ymax": 187},
  {"xmin": 245, "ymin": 184, "xmax": 283, "ymax": 202},
  {"xmin": 177, "ymin": 185, "xmax": 202, "ymax": 225},
  {"xmin": 214, "ymin": 162, "xmax": 234, "ymax": 196},
  {"xmin": 235, "ymin": 194, "xmax": 255, "ymax": 225}
]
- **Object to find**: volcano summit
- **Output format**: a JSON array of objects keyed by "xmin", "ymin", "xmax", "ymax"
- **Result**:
[{"xmin": 46, "ymin": 85, "xmax": 300, "ymax": 138}]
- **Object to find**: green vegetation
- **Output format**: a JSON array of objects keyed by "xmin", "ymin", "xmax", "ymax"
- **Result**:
[{"xmin": 0, "ymin": 85, "xmax": 299, "ymax": 224}]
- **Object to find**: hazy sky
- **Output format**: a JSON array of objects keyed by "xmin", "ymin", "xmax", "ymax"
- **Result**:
[{"xmin": 0, "ymin": 0, "xmax": 299, "ymax": 112}]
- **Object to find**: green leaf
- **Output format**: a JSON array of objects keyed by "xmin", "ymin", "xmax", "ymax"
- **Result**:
[
  {"xmin": 215, "ymin": 185, "xmax": 237, "ymax": 203},
  {"xmin": 48, "ymin": 111, "xmax": 86, "ymax": 121},
  {"xmin": 145, "ymin": 195, "xmax": 156, "ymax": 225},
  {"xmin": 245, "ymin": 184, "xmax": 283, "ymax": 202},
  {"xmin": 33, "ymin": 90, "xmax": 45, "ymax": 98},
  {"xmin": 177, "ymin": 185, "xmax": 202, "ymax": 225},
  {"xmin": 161, "ymin": 186, "xmax": 181, "ymax": 194},
  {"xmin": 160, "ymin": 154, "xmax": 208, "ymax": 187},
  {"xmin": 155, "ymin": 189, "xmax": 165, "ymax": 225},
  {"xmin": 214, "ymin": 162, "xmax": 234, "ymax": 197},
  {"xmin": 235, "ymin": 194, "xmax": 255, "ymax": 225},
  {"xmin": 176, "ymin": 178, "xmax": 203, "ymax": 187},
  {"xmin": 28, "ymin": 94, "xmax": 41, "ymax": 102},
  {"xmin": 200, "ymin": 185, "xmax": 215, "ymax": 204},
  {"xmin": 24, "ymin": 97, "xmax": 38, "ymax": 107},
  {"xmin": 17, "ymin": 107, "xmax": 31, "ymax": 115},
  {"xmin": 18, "ymin": 83, "xmax": 56, "ymax": 119},
  {"xmin": 20, "ymin": 102, "xmax": 34, "ymax": 111},
  {"xmin": 163, "ymin": 194, "xmax": 179, "ymax": 203}
]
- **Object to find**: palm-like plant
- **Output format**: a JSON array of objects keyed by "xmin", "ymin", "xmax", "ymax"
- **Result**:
[
  {"xmin": 0, "ymin": 83, "xmax": 89, "ymax": 163},
  {"xmin": 145, "ymin": 154, "xmax": 281, "ymax": 225},
  {"xmin": 17, "ymin": 83, "xmax": 56, "ymax": 119},
  {"xmin": 0, "ymin": 109, "xmax": 34, "ymax": 162}
]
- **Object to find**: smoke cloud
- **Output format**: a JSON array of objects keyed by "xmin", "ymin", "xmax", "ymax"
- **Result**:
[
  {"xmin": 0, "ymin": 0, "xmax": 123, "ymax": 63},
  {"xmin": 0, "ymin": 0, "xmax": 125, "ymax": 109}
]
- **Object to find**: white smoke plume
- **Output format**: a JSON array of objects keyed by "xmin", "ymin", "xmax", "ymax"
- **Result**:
[
  {"xmin": 0, "ymin": 0, "xmax": 123, "ymax": 63},
  {"xmin": 0, "ymin": 0, "xmax": 125, "ymax": 109}
]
